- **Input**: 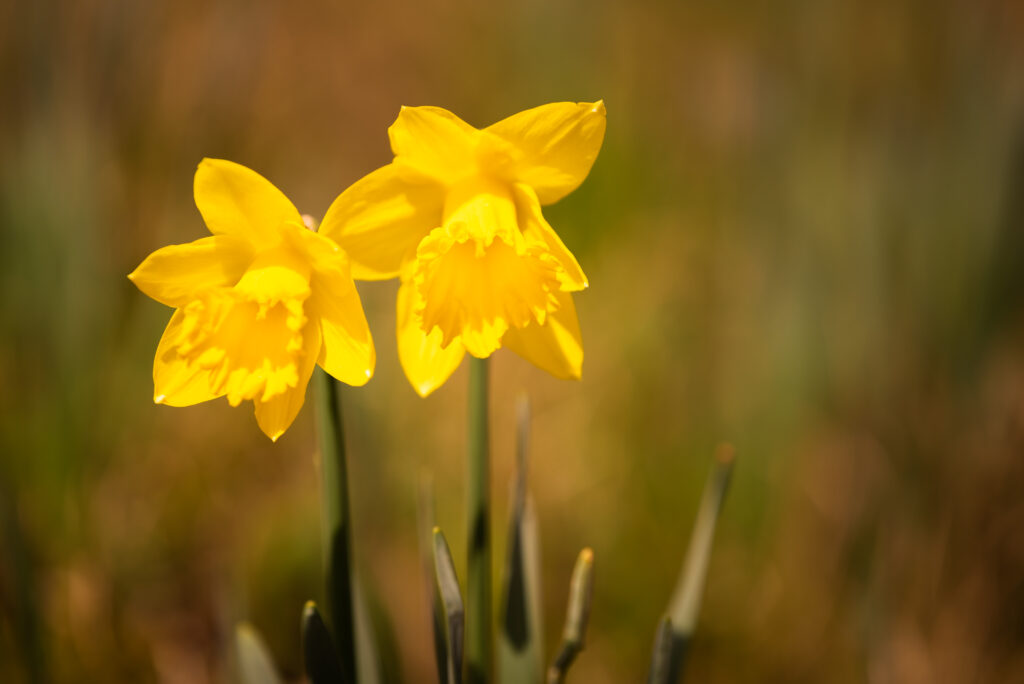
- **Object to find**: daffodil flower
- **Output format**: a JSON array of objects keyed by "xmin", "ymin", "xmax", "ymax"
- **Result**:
[
  {"xmin": 319, "ymin": 101, "xmax": 606, "ymax": 396},
  {"xmin": 129, "ymin": 159, "xmax": 375, "ymax": 440}
]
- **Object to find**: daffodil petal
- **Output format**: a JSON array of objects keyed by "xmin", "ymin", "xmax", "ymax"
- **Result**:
[
  {"xmin": 512, "ymin": 183, "xmax": 588, "ymax": 291},
  {"xmin": 282, "ymin": 217, "xmax": 351, "ymax": 278},
  {"xmin": 194, "ymin": 158, "xmax": 302, "ymax": 246},
  {"xmin": 397, "ymin": 279, "xmax": 465, "ymax": 397},
  {"xmin": 153, "ymin": 310, "xmax": 225, "ymax": 406},
  {"xmin": 281, "ymin": 220, "xmax": 376, "ymax": 385},
  {"xmin": 486, "ymin": 101, "xmax": 606, "ymax": 205},
  {"xmin": 388, "ymin": 106, "xmax": 479, "ymax": 184},
  {"xmin": 253, "ymin": 319, "xmax": 322, "ymax": 441},
  {"xmin": 316, "ymin": 296, "xmax": 375, "ymax": 387},
  {"xmin": 312, "ymin": 275, "xmax": 375, "ymax": 388},
  {"xmin": 128, "ymin": 235, "xmax": 253, "ymax": 308},
  {"xmin": 319, "ymin": 163, "xmax": 443, "ymax": 280},
  {"xmin": 502, "ymin": 291, "xmax": 583, "ymax": 379}
]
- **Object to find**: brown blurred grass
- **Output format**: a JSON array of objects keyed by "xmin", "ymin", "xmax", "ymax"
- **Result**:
[{"xmin": 2, "ymin": 0, "xmax": 1024, "ymax": 682}]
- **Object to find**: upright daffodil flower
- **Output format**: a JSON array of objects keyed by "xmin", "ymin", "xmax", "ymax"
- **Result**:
[
  {"xmin": 129, "ymin": 159, "xmax": 375, "ymax": 440},
  {"xmin": 319, "ymin": 101, "xmax": 605, "ymax": 396}
]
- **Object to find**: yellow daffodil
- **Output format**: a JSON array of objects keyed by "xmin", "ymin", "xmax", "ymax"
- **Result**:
[
  {"xmin": 319, "ymin": 101, "xmax": 605, "ymax": 396},
  {"xmin": 129, "ymin": 159, "xmax": 375, "ymax": 440}
]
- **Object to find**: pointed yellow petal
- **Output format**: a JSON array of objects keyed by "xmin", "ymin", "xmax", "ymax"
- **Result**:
[
  {"xmin": 388, "ymin": 106, "xmax": 479, "ymax": 184},
  {"xmin": 486, "ymin": 101, "xmax": 606, "ymax": 205},
  {"xmin": 269, "ymin": 221, "xmax": 376, "ymax": 386},
  {"xmin": 319, "ymin": 163, "xmax": 443, "ymax": 280},
  {"xmin": 502, "ymin": 291, "xmax": 583, "ymax": 380},
  {"xmin": 128, "ymin": 235, "xmax": 253, "ymax": 308},
  {"xmin": 397, "ymin": 279, "xmax": 465, "ymax": 397},
  {"xmin": 194, "ymin": 158, "xmax": 302, "ymax": 246},
  {"xmin": 153, "ymin": 310, "xmax": 225, "ymax": 406},
  {"xmin": 512, "ymin": 183, "xmax": 588, "ymax": 292},
  {"xmin": 311, "ymin": 270, "xmax": 376, "ymax": 388},
  {"xmin": 252, "ymin": 319, "xmax": 322, "ymax": 441},
  {"xmin": 282, "ymin": 222, "xmax": 375, "ymax": 385}
]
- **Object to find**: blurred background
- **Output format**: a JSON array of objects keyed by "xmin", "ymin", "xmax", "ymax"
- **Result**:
[{"xmin": 3, "ymin": 0, "xmax": 1024, "ymax": 681}]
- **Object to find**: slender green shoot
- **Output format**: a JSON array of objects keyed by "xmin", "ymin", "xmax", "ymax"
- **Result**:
[
  {"xmin": 661, "ymin": 444, "xmax": 736, "ymax": 681},
  {"xmin": 499, "ymin": 395, "xmax": 544, "ymax": 684},
  {"xmin": 546, "ymin": 548, "xmax": 596, "ymax": 684},
  {"xmin": 419, "ymin": 476, "xmax": 451, "ymax": 684},
  {"xmin": 302, "ymin": 601, "xmax": 349, "ymax": 684},
  {"xmin": 434, "ymin": 526, "xmax": 466, "ymax": 684},
  {"xmin": 646, "ymin": 617, "xmax": 675, "ymax": 684},
  {"xmin": 235, "ymin": 623, "xmax": 283, "ymax": 684}
]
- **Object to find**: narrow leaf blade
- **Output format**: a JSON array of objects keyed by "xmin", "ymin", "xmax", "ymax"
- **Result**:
[
  {"xmin": 499, "ymin": 395, "xmax": 544, "ymax": 684},
  {"xmin": 418, "ymin": 476, "xmax": 450, "ymax": 684},
  {"xmin": 646, "ymin": 617, "xmax": 675, "ymax": 684},
  {"xmin": 434, "ymin": 527, "xmax": 466, "ymax": 684},
  {"xmin": 663, "ymin": 444, "xmax": 736, "ymax": 681},
  {"xmin": 546, "ymin": 548, "xmax": 595, "ymax": 684},
  {"xmin": 235, "ymin": 622, "xmax": 283, "ymax": 684}
]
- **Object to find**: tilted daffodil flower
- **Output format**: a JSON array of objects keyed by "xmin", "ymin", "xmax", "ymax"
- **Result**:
[
  {"xmin": 319, "ymin": 101, "xmax": 606, "ymax": 396},
  {"xmin": 129, "ymin": 159, "xmax": 375, "ymax": 441}
]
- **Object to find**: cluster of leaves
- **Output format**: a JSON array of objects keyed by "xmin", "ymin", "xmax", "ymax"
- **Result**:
[{"xmin": 235, "ymin": 392, "xmax": 734, "ymax": 684}]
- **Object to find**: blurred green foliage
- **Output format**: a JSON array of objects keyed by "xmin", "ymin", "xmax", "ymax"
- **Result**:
[{"xmin": 2, "ymin": 0, "xmax": 1024, "ymax": 682}]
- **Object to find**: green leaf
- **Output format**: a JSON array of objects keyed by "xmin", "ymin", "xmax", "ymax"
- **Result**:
[
  {"xmin": 645, "ymin": 617, "xmax": 675, "ymax": 684},
  {"xmin": 353, "ymin": 571, "xmax": 404, "ymax": 684},
  {"xmin": 418, "ymin": 476, "xmax": 450, "ymax": 684},
  {"xmin": 302, "ymin": 601, "xmax": 349, "ymax": 684},
  {"xmin": 546, "ymin": 548, "xmax": 595, "ymax": 684},
  {"xmin": 235, "ymin": 622, "xmax": 283, "ymax": 684},
  {"xmin": 659, "ymin": 444, "xmax": 736, "ymax": 682},
  {"xmin": 499, "ymin": 395, "xmax": 544, "ymax": 684},
  {"xmin": 434, "ymin": 526, "xmax": 466, "ymax": 684}
]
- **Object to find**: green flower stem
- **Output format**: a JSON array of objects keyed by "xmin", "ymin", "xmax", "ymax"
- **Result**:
[
  {"xmin": 467, "ymin": 356, "xmax": 492, "ymax": 684},
  {"xmin": 315, "ymin": 368, "xmax": 357, "ymax": 684}
]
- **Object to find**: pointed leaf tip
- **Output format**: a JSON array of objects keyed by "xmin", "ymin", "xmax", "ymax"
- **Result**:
[
  {"xmin": 418, "ymin": 479, "xmax": 450, "ymax": 684},
  {"xmin": 563, "ymin": 548, "xmax": 595, "ymax": 645},
  {"xmin": 659, "ymin": 445, "xmax": 735, "ymax": 682},
  {"xmin": 433, "ymin": 527, "xmax": 465, "ymax": 684},
  {"xmin": 500, "ymin": 404, "xmax": 544, "ymax": 684},
  {"xmin": 646, "ymin": 616, "xmax": 676, "ymax": 684},
  {"xmin": 714, "ymin": 442, "xmax": 736, "ymax": 466},
  {"xmin": 301, "ymin": 601, "xmax": 349, "ymax": 684},
  {"xmin": 546, "ymin": 548, "xmax": 596, "ymax": 684}
]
